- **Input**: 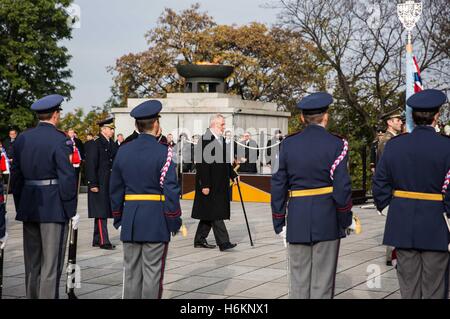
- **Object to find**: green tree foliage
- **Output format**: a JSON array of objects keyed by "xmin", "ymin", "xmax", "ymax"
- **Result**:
[
  {"xmin": 0, "ymin": 0, "xmax": 74, "ymax": 136},
  {"xmin": 59, "ymin": 106, "xmax": 110, "ymax": 142}
]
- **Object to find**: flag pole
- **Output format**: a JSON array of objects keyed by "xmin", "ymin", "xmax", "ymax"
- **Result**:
[{"xmin": 397, "ymin": 0, "xmax": 422, "ymax": 133}]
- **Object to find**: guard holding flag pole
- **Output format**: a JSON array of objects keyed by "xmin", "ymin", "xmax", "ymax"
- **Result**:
[
  {"xmin": 10, "ymin": 94, "xmax": 78, "ymax": 299},
  {"xmin": 373, "ymin": 89, "xmax": 450, "ymax": 299},
  {"xmin": 271, "ymin": 92, "xmax": 353, "ymax": 299},
  {"xmin": 110, "ymin": 100, "xmax": 182, "ymax": 299}
]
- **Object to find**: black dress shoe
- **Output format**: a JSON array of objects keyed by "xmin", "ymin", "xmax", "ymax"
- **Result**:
[
  {"xmin": 219, "ymin": 242, "xmax": 237, "ymax": 252},
  {"xmin": 100, "ymin": 244, "xmax": 116, "ymax": 250},
  {"xmin": 386, "ymin": 260, "xmax": 393, "ymax": 266},
  {"xmin": 194, "ymin": 242, "xmax": 216, "ymax": 249}
]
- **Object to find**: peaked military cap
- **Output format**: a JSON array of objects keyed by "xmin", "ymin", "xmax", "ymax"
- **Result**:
[
  {"xmin": 97, "ymin": 117, "xmax": 115, "ymax": 129},
  {"xmin": 297, "ymin": 92, "xmax": 333, "ymax": 115},
  {"xmin": 382, "ymin": 108, "xmax": 403, "ymax": 121},
  {"xmin": 407, "ymin": 89, "xmax": 447, "ymax": 112},
  {"xmin": 130, "ymin": 100, "xmax": 162, "ymax": 120},
  {"xmin": 31, "ymin": 94, "xmax": 64, "ymax": 113}
]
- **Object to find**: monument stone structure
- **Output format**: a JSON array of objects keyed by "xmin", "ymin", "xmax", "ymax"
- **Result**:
[
  {"xmin": 111, "ymin": 64, "xmax": 291, "ymax": 203},
  {"xmin": 112, "ymin": 64, "xmax": 290, "ymax": 146}
]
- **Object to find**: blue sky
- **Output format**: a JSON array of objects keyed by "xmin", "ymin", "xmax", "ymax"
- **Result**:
[{"xmin": 62, "ymin": 0, "xmax": 279, "ymax": 114}]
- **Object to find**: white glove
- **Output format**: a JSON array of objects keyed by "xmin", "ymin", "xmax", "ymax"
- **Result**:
[
  {"xmin": 118, "ymin": 226, "xmax": 122, "ymax": 233},
  {"xmin": 346, "ymin": 217, "xmax": 357, "ymax": 235},
  {"xmin": 0, "ymin": 232, "xmax": 8, "ymax": 249},
  {"xmin": 279, "ymin": 226, "xmax": 287, "ymax": 247},
  {"xmin": 71, "ymin": 214, "xmax": 80, "ymax": 230}
]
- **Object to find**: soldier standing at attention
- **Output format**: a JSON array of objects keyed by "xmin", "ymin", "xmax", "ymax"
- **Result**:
[
  {"xmin": 110, "ymin": 100, "xmax": 182, "ymax": 299},
  {"xmin": 373, "ymin": 89, "xmax": 450, "ymax": 299},
  {"xmin": 85, "ymin": 117, "xmax": 118, "ymax": 250},
  {"xmin": 271, "ymin": 92, "xmax": 353, "ymax": 299},
  {"xmin": 377, "ymin": 110, "xmax": 403, "ymax": 164},
  {"xmin": 376, "ymin": 109, "xmax": 403, "ymax": 266},
  {"xmin": 11, "ymin": 95, "xmax": 79, "ymax": 299}
]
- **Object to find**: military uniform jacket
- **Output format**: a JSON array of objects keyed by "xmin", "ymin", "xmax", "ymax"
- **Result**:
[
  {"xmin": 85, "ymin": 134, "xmax": 118, "ymax": 219},
  {"xmin": 271, "ymin": 124, "xmax": 353, "ymax": 244},
  {"xmin": 377, "ymin": 130, "xmax": 396, "ymax": 163},
  {"xmin": 110, "ymin": 134, "xmax": 182, "ymax": 242},
  {"xmin": 11, "ymin": 122, "xmax": 77, "ymax": 222},
  {"xmin": 191, "ymin": 129, "xmax": 238, "ymax": 221},
  {"xmin": 373, "ymin": 126, "xmax": 450, "ymax": 252}
]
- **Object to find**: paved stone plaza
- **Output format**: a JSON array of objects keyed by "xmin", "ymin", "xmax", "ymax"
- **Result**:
[{"xmin": 2, "ymin": 195, "xmax": 448, "ymax": 299}]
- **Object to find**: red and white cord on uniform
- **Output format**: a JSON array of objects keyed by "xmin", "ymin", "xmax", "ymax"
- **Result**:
[
  {"xmin": 442, "ymin": 169, "xmax": 450, "ymax": 194},
  {"xmin": 330, "ymin": 139, "xmax": 349, "ymax": 181},
  {"xmin": 160, "ymin": 146, "xmax": 173, "ymax": 188}
]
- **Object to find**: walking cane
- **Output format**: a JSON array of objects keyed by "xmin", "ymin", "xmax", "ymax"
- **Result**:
[
  {"xmin": 233, "ymin": 166, "xmax": 254, "ymax": 247},
  {"xmin": 66, "ymin": 171, "xmax": 82, "ymax": 299}
]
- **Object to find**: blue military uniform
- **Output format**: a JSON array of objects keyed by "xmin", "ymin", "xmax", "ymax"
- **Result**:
[
  {"xmin": 11, "ymin": 94, "xmax": 77, "ymax": 299},
  {"xmin": 271, "ymin": 92, "xmax": 353, "ymax": 299},
  {"xmin": 110, "ymin": 100, "xmax": 182, "ymax": 299},
  {"xmin": 373, "ymin": 89, "xmax": 450, "ymax": 299}
]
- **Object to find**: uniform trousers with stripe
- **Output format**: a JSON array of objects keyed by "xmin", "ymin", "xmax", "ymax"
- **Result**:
[
  {"xmin": 23, "ymin": 222, "xmax": 68, "ymax": 299},
  {"xmin": 288, "ymin": 239, "xmax": 340, "ymax": 299},
  {"xmin": 93, "ymin": 218, "xmax": 112, "ymax": 246},
  {"xmin": 122, "ymin": 242, "xmax": 168, "ymax": 299}
]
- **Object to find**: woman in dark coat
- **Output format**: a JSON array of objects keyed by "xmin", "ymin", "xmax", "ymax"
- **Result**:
[
  {"xmin": 85, "ymin": 118, "xmax": 118, "ymax": 249},
  {"xmin": 192, "ymin": 114, "xmax": 238, "ymax": 251}
]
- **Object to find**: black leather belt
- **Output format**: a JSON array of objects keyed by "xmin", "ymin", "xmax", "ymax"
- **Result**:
[{"xmin": 25, "ymin": 179, "xmax": 59, "ymax": 186}]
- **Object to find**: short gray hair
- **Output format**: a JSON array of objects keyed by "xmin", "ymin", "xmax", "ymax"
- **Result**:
[{"xmin": 209, "ymin": 114, "xmax": 224, "ymax": 127}]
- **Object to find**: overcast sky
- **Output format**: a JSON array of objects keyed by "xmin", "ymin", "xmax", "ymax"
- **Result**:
[{"xmin": 62, "ymin": 0, "xmax": 279, "ymax": 114}]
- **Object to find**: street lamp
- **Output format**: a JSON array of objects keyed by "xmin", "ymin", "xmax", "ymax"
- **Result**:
[{"xmin": 397, "ymin": 0, "xmax": 422, "ymax": 132}]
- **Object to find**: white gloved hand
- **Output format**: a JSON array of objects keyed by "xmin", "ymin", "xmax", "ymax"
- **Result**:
[
  {"xmin": 346, "ymin": 218, "xmax": 356, "ymax": 235},
  {"xmin": 118, "ymin": 226, "xmax": 122, "ymax": 233},
  {"xmin": 0, "ymin": 232, "xmax": 8, "ymax": 249},
  {"xmin": 71, "ymin": 214, "xmax": 80, "ymax": 230},
  {"xmin": 279, "ymin": 226, "xmax": 287, "ymax": 247}
]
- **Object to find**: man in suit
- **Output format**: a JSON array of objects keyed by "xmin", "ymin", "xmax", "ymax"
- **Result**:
[
  {"xmin": 237, "ymin": 132, "xmax": 259, "ymax": 174},
  {"xmin": 271, "ymin": 92, "xmax": 353, "ymax": 299},
  {"xmin": 373, "ymin": 89, "xmax": 450, "ymax": 299},
  {"xmin": 110, "ymin": 100, "xmax": 182, "ymax": 299},
  {"xmin": 3, "ymin": 129, "xmax": 18, "ymax": 163},
  {"xmin": 11, "ymin": 94, "xmax": 78, "ymax": 299},
  {"xmin": 67, "ymin": 128, "xmax": 84, "ymax": 185},
  {"xmin": 116, "ymin": 133, "xmax": 125, "ymax": 147},
  {"xmin": 192, "ymin": 114, "xmax": 239, "ymax": 252},
  {"xmin": 85, "ymin": 117, "xmax": 118, "ymax": 250}
]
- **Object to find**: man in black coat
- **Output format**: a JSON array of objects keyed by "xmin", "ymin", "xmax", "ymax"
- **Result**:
[
  {"xmin": 123, "ymin": 130, "xmax": 139, "ymax": 145},
  {"xmin": 85, "ymin": 117, "xmax": 118, "ymax": 250},
  {"xmin": 237, "ymin": 132, "xmax": 259, "ymax": 174},
  {"xmin": 266, "ymin": 130, "xmax": 284, "ymax": 174},
  {"xmin": 3, "ymin": 129, "xmax": 18, "ymax": 187},
  {"xmin": 192, "ymin": 114, "xmax": 239, "ymax": 252}
]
